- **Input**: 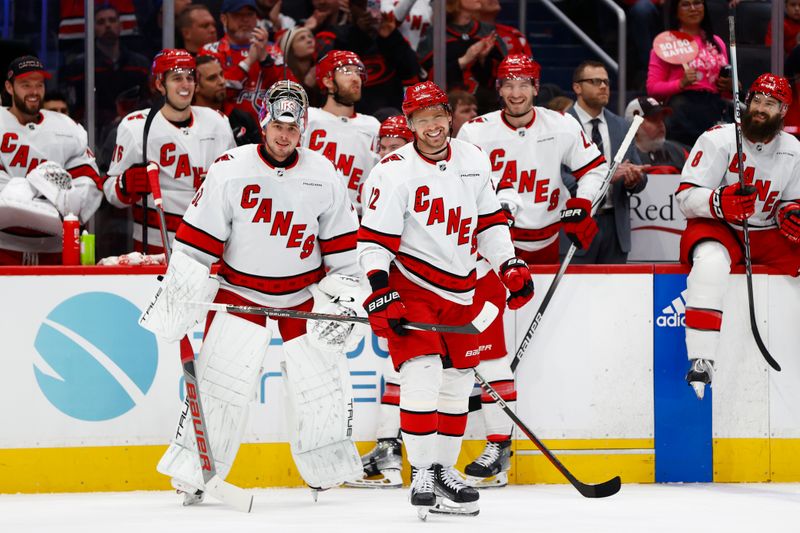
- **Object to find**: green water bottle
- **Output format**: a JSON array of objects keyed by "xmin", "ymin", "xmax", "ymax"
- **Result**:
[{"xmin": 80, "ymin": 230, "xmax": 95, "ymax": 265}]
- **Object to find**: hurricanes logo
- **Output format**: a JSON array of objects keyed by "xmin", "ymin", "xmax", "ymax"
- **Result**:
[{"xmin": 657, "ymin": 291, "xmax": 687, "ymax": 328}]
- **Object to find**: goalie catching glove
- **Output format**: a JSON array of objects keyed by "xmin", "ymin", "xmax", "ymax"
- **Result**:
[
  {"xmin": 561, "ymin": 197, "xmax": 598, "ymax": 249},
  {"xmin": 778, "ymin": 203, "xmax": 800, "ymax": 243},
  {"xmin": 26, "ymin": 161, "xmax": 86, "ymax": 220},
  {"xmin": 499, "ymin": 258, "xmax": 534, "ymax": 310},
  {"xmin": 308, "ymin": 274, "xmax": 369, "ymax": 352},
  {"xmin": 710, "ymin": 182, "xmax": 756, "ymax": 223}
]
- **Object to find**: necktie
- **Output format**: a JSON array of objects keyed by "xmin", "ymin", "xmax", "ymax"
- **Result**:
[{"xmin": 590, "ymin": 117, "xmax": 603, "ymax": 155}]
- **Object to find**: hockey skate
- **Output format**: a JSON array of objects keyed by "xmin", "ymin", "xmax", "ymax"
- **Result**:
[
  {"xmin": 429, "ymin": 464, "xmax": 479, "ymax": 517},
  {"xmin": 686, "ymin": 358, "xmax": 714, "ymax": 400},
  {"xmin": 464, "ymin": 439, "xmax": 512, "ymax": 488},
  {"xmin": 171, "ymin": 478, "xmax": 205, "ymax": 506},
  {"xmin": 409, "ymin": 466, "xmax": 436, "ymax": 521},
  {"xmin": 344, "ymin": 438, "xmax": 403, "ymax": 489}
]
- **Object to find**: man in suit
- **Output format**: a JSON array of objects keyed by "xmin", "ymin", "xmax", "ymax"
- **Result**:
[{"xmin": 562, "ymin": 60, "xmax": 649, "ymax": 263}]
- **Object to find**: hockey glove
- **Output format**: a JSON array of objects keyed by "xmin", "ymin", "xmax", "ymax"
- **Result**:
[
  {"xmin": 364, "ymin": 287, "xmax": 408, "ymax": 339},
  {"xmin": 710, "ymin": 183, "xmax": 756, "ymax": 223},
  {"xmin": 560, "ymin": 197, "xmax": 598, "ymax": 250},
  {"xmin": 118, "ymin": 163, "xmax": 152, "ymax": 202},
  {"xmin": 499, "ymin": 258, "xmax": 534, "ymax": 310},
  {"xmin": 778, "ymin": 203, "xmax": 800, "ymax": 243}
]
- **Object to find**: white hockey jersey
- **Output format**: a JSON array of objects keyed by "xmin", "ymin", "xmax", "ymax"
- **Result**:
[
  {"xmin": 174, "ymin": 145, "xmax": 360, "ymax": 308},
  {"xmin": 358, "ymin": 139, "xmax": 516, "ymax": 305},
  {"xmin": 302, "ymin": 107, "xmax": 380, "ymax": 215},
  {"xmin": 0, "ymin": 108, "xmax": 102, "ymax": 253},
  {"xmin": 381, "ymin": 0, "xmax": 431, "ymax": 51},
  {"xmin": 457, "ymin": 108, "xmax": 608, "ymax": 252},
  {"xmin": 678, "ymin": 124, "xmax": 800, "ymax": 230},
  {"xmin": 105, "ymin": 106, "xmax": 235, "ymax": 249}
]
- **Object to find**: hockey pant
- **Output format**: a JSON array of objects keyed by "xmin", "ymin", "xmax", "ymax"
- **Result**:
[
  {"xmin": 157, "ymin": 312, "xmax": 271, "ymax": 490},
  {"xmin": 281, "ymin": 335, "xmax": 362, "ymax": 489},
  {"xmin": 476, "ymin": 358, "xmax": 517, "ymax": 441},
  {"xmin": 399, "ymin": 355, "xmax": 474, "ymax": 469},
  {"xmin": 685, "ymin": 241, "xmax": 731, "ymax": 362}
]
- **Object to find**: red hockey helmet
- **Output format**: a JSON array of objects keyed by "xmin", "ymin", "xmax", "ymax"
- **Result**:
[
  {"xmin": 401, "ymin": 81, "xmax": 450, "ymax": 118},
  {"xmin": 747, "ymin": 73, "xmax": 792, "ymax": 106},
  {"xmin": 152, "ymin": 49, "xmax": 195, "ymax": 79},
  {"xmin": 379, "ymin": 115, "xmax": 413, "ymax": 141},
  {"xmin": 496, "ymin": 54, "xmax": 541, "ymax": 87},
  {"xmin": 316, "ymin": 50, "xmax": 366, "ymax": 90}
]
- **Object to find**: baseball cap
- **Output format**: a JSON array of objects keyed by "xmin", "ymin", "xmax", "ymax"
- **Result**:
[
  {"xmin": 7, "ymin": 55, "xmax": 51, "ymax": 82},
  {"xmin": 625, "ymin": 96, "xmax": 671, "ymax": 121},
  {"xmin": 221, "ymin": 0, "xmax": 257, "ymax": 13}
]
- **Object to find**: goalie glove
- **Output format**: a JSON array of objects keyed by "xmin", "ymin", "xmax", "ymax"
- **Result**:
[
  {"xmin": 778, "ymin": 203, "xmax": 800, "ymax": 243},
  {"xmin": 308, "ymin": 274, "xmax": 369, "ymax": 352},
  {"xmin": 560, "ymin": 197, "xmax": 598, "ymax": 250},
  {"xmin": 27, "ymin": 161, "xmax": 83, "ymax": 218},
  {"xmin": 710, "ymin": 182, "xmax": 756, "ymax": 223}
]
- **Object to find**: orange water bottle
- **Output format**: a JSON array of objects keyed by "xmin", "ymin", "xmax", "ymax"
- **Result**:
[{"xmin": 62, "ymin": 213, "xmax": 80, "ymax": 265}]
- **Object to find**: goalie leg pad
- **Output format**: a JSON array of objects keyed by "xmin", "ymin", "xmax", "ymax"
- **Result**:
[
  {"xmin": 685, "ymin": 241, "xmax": 731, "ymax": 361},
  {"xmin": 476, "ymin": 358, "xmax": 516, "ymax": 441},
  {"xmin": 282, "ymin": 335, "xmax": 362, "ymax": 489},
  {"xmin": 157, "ymin": 312, "xmax": 271, "ymax": 489}
]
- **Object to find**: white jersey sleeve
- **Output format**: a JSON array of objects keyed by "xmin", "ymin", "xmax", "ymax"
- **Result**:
[
  {"xmin": 560, "ymin": 113, "xmax": 608, "ymax": 202},
  {"xmin": 357, "ymin": 164, "xmax": 405, "ymax": 276},
  {"xmin": 105, "ymin": 113, "xmax": 144, "ymax": 207},
  {"xmin": 677, "ymin": 126, "xmax": 729, "ymax": 219},
  {"xmin": 318, "ymin": 174, "xmax": 360, "ymax": 277}
]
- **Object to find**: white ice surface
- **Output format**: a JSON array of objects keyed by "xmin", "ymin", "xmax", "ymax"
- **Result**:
[{"xmin": 1, "ymin": 484, "xmax": 799, "ymax": 533}]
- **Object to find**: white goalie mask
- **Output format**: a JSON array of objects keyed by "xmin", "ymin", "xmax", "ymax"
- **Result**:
[{"xmin": 259, "ymin": 80, "xmax": 309, "ymax": 133}]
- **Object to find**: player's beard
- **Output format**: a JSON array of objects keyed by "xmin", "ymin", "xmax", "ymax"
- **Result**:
[
  {"xmin": 12, "ymin": 91, "xmax": 41, "ymax": 117},
  {"xmin": 742, "ymin": 109, "xmax": 783, "ymax": 143},
  {"xmin": 331, "ymin": 80, "xmax": 361, "ymax": 107},
  {"xmin": 637, "ymin": 135, "xmax": 665, "ymax": 153}
]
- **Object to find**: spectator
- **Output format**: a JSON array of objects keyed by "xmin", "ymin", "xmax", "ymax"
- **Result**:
[
  {"xmin": 304, "ymin": 0, "xmax": 351, "ymax": 54},
  {"xmin": 646, "ymin": 0, "xmax": 732, "ymax": 146},
  {"xmin": 381, "ymin": 0, "xmax": 431, "ymax": 51},
  {"xmin": 766, "ymin": 0, "xmax": 800, "ymax": 56},
  {"xmin": 141, "ymin": 0, "xmax": 192, "ymax": 59},
  {"xmin": 448, "ymin": 89, "xmax": 477, "ymax": 136},
  {"xmin": 545, "ymin": 95, "xmax": 573, "ymax": 113},
  {"xmin": 42, "ymin": 91, "xmax": 70, "ymax": 115},
  {"xmin": 278, "ymin": 26, "xmax": 317, "ymax": 97},
  {"xmin": 564, "ymin": 60, "xmax": 649, "ymax": 264},
  {"xmin": 177, "ymin": 4, "xmax": 219, "ymax": 56},
  {"xmin": 201, "ymin": 0, "xmax": 290, "ymax": 123},
  {"xmin": 60, "ymin": 4, "xmax": 150, "ymax": 137},
  {"xmin": 256, "ymin": 0, "xmax": 297, "ymax": 41},
  {"xmin": 476, "ymin": 0, "xmax": 531, "ymax": 56},
  {"xmin": 194, "ymin": 55, "xmax": 262, "ymax": 146},
  {"xmin": 625, "ymin": 96, "xmax": 689, "ymax": 174}
]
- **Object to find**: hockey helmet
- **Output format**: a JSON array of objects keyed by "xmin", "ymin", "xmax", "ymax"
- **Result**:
[
  {"xmin": 379, "ymin": 115, "xmax": 413, "ymax": 141},
  {"xmin": 316, "ymin": 50, "xmax": 366, "ymax": 90},
  {"xmin": 401, "ymin": 81, "xmax": 450, "ymax": 118},
  {"xmin": 259, "ymin": 80, "xmax": 309, "ymax": 132},
  {"xmin": 152, "ymin": 49, "xmax": 195, "ymax": 79},
  {"xmin": 496, "ymin": 54, "xmax": 541, "ymax": 88},
  {"xmin": 747, "ymin": 73, "xmax": 792, "ymax": 107}
]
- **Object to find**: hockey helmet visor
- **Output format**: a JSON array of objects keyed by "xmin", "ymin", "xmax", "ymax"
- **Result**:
[{"xmin": 259, "ymin": 80, "xmax": 309, "ymax": 132}]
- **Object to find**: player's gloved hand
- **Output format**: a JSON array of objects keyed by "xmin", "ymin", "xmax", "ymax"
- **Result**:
[
  {"xmin": 778, "ymin": 203, "xmax": 800, "ymax": 243},
  {"xmin": 499, "ymin": 258, "xmax": 534, "ymax": 310},
  {"xmin": 118, "ymin": 163, "xmax": 152, "ymax": 201},
  {"xmin": 363, "ymin": 287, "xmax": 408, "ymax": 338},
  {"xmin": 710, "ymin": 182, "xmax": 756, "ymax": 223},
  {"xmin": 560, "ymin": 197, "xmax": 597, "ymax": 249}
]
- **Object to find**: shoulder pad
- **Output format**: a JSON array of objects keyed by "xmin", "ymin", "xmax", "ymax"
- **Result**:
[{"xmin": 380, "ymin": 153, "xmax": 404, "ymax": 164}]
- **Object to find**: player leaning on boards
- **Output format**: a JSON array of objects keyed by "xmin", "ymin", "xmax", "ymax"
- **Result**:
[
  {"xmin": 0, "ymin": 55, "xmax": 102, "ymax": 265},
  {"xmin": 105, "ymin": 49, "xmax": 235, "ymax": 253},
  {"xmin": 140, "ymin": 80, "xmax": 366, "ymax": 505},
  {"xmin": 677, "ymin": 73, "xmax": 800, "ymax": 400},
  {"xmin": 357, "ymin": 81, "xmax": 534, "ymax": 519}
]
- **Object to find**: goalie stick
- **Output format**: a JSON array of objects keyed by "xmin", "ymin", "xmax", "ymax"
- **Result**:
[
  {"xmin": 188, "ymin": 301, "xmax": 499, "ymax": 335},
  {"xmin": 474, "ymin": 370, "xmax": 621, "ymax": 498},
  {"xmin": 727, "ymin": 15, "xmax": 781, "ymax": 372},
  {"xmin": 510, "ymin": 115, "xmax": 645, "ymax": 372},
  {"xmin": 147, "ymin": 172, "xmax": 254, "ymax": 513}
]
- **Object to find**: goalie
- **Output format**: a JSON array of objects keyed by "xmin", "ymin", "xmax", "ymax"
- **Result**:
[{"xmin": 140, "ymin": 80, "xmax": 366, "ymax": 505}]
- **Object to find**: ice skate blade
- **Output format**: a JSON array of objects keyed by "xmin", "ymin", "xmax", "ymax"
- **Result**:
[
  {"xmin": 343, "ymin": 469, "xmax": 403, "ymax": 489},
  {"xmin": 465, "ymin": 472, "xmax": 508, "ymax": 489},
  {"xmin": 690, "ymin": 381, "xmax": 707, "ymax": 400},
  {"xmin": 416, "ymin": 505, "xmax": 432, "ymax": 521},
  {"xmin": 429, "ymin": 498, "xmax": 479, "ymax": 517}
]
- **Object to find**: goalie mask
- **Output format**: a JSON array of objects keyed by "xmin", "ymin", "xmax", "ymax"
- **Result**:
[{"xmin": 258, "ymin": 80, "xmax": 309, "ymax": 133}]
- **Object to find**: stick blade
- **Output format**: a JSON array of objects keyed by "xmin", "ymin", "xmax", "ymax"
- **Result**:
[
  {"xmin": 205, "ymin": 475, "xmax": 254, "ymax": 513},
  {"xmin": 576, "ymin": 476, "xmax": 621, "ymax": 499},
  {"xmin": 753, "ymin": 325, "xmax": 781, "ymax": 371},
  {"xmin": 471, "ymin": 301, "xmax": 499, "ymax": 333}
]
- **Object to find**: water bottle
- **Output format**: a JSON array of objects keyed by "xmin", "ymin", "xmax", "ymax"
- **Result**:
[{"xmin": 62, "ymin": 213, "xmax": 80, "ymax": 265}]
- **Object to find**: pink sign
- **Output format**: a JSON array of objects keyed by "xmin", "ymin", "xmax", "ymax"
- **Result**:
[{"xmin": 653, "ymin": 31, "xmax": 699, "ymax": 65}]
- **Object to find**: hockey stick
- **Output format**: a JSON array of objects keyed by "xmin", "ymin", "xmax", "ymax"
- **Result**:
[
  {"xmin": 510, "ymin": 115, "xmax": 644, "ymax": 372},
  {"xmin": 727, "ymin": 15, "xmax": 781, "ymax": 372},
  {"xmin": 474, "ymin": 370, "xmax": 621, "ymax": 498},
  {"xmin": 140, "ymin": 101, "xmax": 160, "ymax": 254},
  {"xmin": 147, "ymin": 172, "xmax": 254, "ymax": 513},
  {"xmin": 187, "ymin": 300, "xmax": 499, "ymax": 335}
]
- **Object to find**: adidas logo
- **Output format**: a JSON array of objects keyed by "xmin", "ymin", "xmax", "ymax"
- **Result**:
[{"xmin": 656, "ymin": 291, "xmax": 687, "ymax": 328}]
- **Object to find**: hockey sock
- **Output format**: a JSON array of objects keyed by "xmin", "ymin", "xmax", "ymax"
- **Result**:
[
  {"xmin": 685, "ymin": 241, "xmax": 731, "ymax": 361},
  {"xmin": 436, "ymin": 367, "xmax": 473, "ymax": 467},
  {"xmin": 400, "ymin": 355, "xmax": 443, "ymax": 468},
  {"xmin": 476, "ymin": 358, "xmax": 517, "ymax": 441},
  {"xmin": 376, "ymin": 359, "xmax": 401, "ymax": 440}
]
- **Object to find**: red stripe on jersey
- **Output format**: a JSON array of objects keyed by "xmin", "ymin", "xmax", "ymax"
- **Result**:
[
  {"xmin": 218, "ymin": 261, "xmax": 325, "ymax": 296},
  {"xmin": 381, "ymin": 383, "xmax": 400, "ymax": 406},
  {"xmin": 477, "ymin": 209, "xmax": 508, "ymax": 234},
  {"xmin": 480, "ymin": 379, "xmax": 517, "ymax": 402},
  {"xmin": 400, "ymin": 409, "xmax": 437, "ymax": 435},
  {"xmin": 397, "ymin": 252, "xmax": 477, "ymax": 293},
  {"xmin": 438, "ymin": 411, "xmax": 468, "ymax": 437},
  {"xmin": 358, "ymin": 225, "xmax": 401, "ymax": 254},
  {"xmin": 319, "ymin": 230, "xmax": 357, "ymax": 256},
  {"xmin": 572, "ymin": 154, "xmax": 606, "ymax": 179},
  {"xmin": 676, "ymin": 182, "xmax": 697, "ymax": 195},
  {"xmin": 497, "ymin": 180, "xmax": 514, "ymax": 191},
  {"xmin": 512, "ymin": 221, "xmax": 561, "ymax": 242},
  {"xmin": 685, "ymin": 307, "xmax": 723, "ymax": 332},
  {"xmin": 68, "ymin": 164, "xmax": 102, "ymax": 190},
  {"xmin": 175, "ymin": 221, "xmax": 225, "ymax": 258},
  {"xmin": 133, "ymin": 206, "xmax": 182, "ymax": 232}
]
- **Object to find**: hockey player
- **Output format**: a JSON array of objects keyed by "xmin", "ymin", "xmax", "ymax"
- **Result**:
[
  {"xmin": 677, "ymin": 73, "xmax": 800, "ymax": 400},
  {"xmin": 302, "ymin": 50, "xmax": 380, "ymax": 215},
  {"xmin": 358, "ymin": 81, "xmax": 534, "ymax": 518},
  {"xmin": 0, "ymin": 55, "xmax": 102, "ymax": 265},
  {"xmin": 455, "ymin": 54, "xmax": 610, "ymax": 487},
  {"xmin": 140, "ymin": 80, "xmax": 365, "ymax": 504},
  {"xmin": 105, "ymin": 49, "xmax": 235, "ymax": 253}
]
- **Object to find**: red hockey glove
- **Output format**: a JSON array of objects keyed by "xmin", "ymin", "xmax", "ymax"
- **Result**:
[
  {"xmin": 710, "ymin": 183, "xmax": 756, "ymax": 223},
  {"xmin": 364, "ymin": 287, "xmax": 408, "ymax": 338},
  {"xmin": 560, "ymin": 197, "xmax": 598, "ymax": 250},
  {"xmin": 118, "ymin": 162, "xmax": 152, "ymax": 200},
  {"xmin": 499, "ymin": 258, "xmax": 534, "ymax": 310},
  {"xmin": 778, "ymin": 203, "xmax": 800, "ymax": 243}
]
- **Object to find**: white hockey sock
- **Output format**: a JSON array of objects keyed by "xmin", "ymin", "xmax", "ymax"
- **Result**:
[
  {"xmin": 685, "ymin": 241, "xmax": 731, "ymax": 362},
  {"xmin": 476, "ymin": 358, "xmax": 516, "ymax": 440},
  {"xmin": 436, "ymin": 367, "xmax": 473, "ymax": 467},
  {"xmin": 400, "ymin": 355, "xmax": 443, "ymax": 469}
]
